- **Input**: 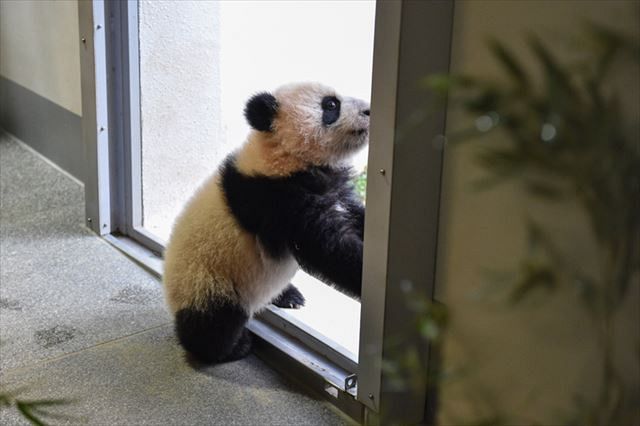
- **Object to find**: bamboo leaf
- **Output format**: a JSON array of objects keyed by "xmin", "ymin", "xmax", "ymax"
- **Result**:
[
  {"xmin": 585, "ymin": 21, "xmax": 640, "ymax": 68},
  {"xmin": 0, "ymin": 393, "xmax": 11, "ymax": 407},
  {"xmin": 524, "ymin": 179, "xmax": 564, "ymax": 199},
  {"xmin": 475, "ymin": 148, "xmax": 525, "ymax": 173},
  {"xmin": 509, "ymin": 263, "xmax": 556, "ymax": 304},
  {"xmin": 418, "ymin": 318, "xmax": 441, "ymax": 340},
  {"xmin": 464, "ymin": 90, "xmax": 502, "ymax": 112},
  {"xmin": 528, "ymin": 35, "xmax": 579, "ymax": 109},
  {"xmin": 24, "ymin": 398, "xmax": 71, "ymax": 408},
  {"xmin": 16, "ymin": 402, "xmax": 46, "ymax": 426},
  {"xmin": 574, "ymin": 276, "xmax": 599, "ymax": 316},
  {"xmin": 470, "ymin": 175, "xmax": 512, "ymax": 192},
  {"xmin": 422, "ymin": 74, "xmax": 453, "ymax": 94},
  {"xmin": 489, "ymin": 38, "xmax": 530, "ymax": 88},
  {"xmin": 0, "ymin": 389, "xmax": 73, "ymax": 426},
  {"xmin": 28, "ymin": 406, "xmax": 81, "ymax": 423},
  {"xmin": 420, "ymin": 73, "xmax": 477, "ymax": 93},
  {"xmin": 528, "ymin": 36, "xmax": 572, "ymax": 90}
]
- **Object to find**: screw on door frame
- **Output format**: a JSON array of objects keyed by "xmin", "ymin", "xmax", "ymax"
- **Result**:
[{"xmin": 344, "ymin": 374, "xmax": 357, "ymax": 391}]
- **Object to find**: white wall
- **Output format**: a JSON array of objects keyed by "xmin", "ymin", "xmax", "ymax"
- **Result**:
[
  {"xmin": 138, "ymin": 0, "xmax": 224, "ymax": 239},
  {"xmin": 0, "ymin": 0, "xmax": 82, "ymax": 115}
]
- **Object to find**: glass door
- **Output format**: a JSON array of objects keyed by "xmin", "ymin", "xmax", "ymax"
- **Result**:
[{"xmin": 133, "ymin": 0, "xmax": 375, "ymax": 366}]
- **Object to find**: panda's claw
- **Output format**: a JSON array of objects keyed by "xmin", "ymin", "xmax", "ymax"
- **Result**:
[{"xmin": 272, "ymin": 284, "xmax": 306, "ymax": 309}]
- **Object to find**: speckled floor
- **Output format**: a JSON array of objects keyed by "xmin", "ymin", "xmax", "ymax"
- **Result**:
[{"xmin": 0, "ymin": 132, "xmax": 347, "ymax": 425}]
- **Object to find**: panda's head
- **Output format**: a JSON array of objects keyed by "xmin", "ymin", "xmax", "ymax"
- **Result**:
[{"xmin": 243, "ymin": 82, "xmax": 370, "ymax": 172}]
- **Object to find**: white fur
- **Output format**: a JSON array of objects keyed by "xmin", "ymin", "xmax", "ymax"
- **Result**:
[
  {"xmin": 334, "ymin": 202, "xmax": 347, "ymax": 213},
  {"xmin": 242, "ymin": 241, "xmax": 299, "ymax": 314},
  {"xmin": 163, "ymin": 174, "xmax": 298, "ymax": 315}
]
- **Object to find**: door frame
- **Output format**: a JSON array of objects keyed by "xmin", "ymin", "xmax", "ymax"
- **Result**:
[{"xmin": 78, "ymin": 0, "xmax": 454, "ymax": 423}]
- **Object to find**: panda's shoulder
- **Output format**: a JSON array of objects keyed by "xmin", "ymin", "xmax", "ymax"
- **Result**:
[
  {"xmin": 294, "ymin": 165, "xmax": 352, "ymax": 192},
  {"xmin": 220, "ymin": 156, "xmax": 351, "ymax": 199}
]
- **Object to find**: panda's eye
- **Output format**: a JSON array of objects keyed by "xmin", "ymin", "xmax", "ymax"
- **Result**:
[
  {"xmin": 322, "ymin": 96, "xmax": 340, "ymax": 111},
  {"xmin": 321, "ymin": 96, "xmax": 341, "ymax": 126}
]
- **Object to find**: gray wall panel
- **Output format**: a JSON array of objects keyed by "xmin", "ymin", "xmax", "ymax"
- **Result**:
[{"xmin": 0, "ymin": 76, "xmax": 84, "ymax": 183}]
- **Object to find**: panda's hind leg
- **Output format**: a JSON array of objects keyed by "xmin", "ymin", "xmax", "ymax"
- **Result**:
[{"xmin": 175, "ymin": 298, "xmax": 251, "ymax": 364}]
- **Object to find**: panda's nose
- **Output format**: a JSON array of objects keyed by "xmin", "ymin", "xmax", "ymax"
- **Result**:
[{"xmin": 361, "ymin": 109, "xmax": 370, "ymax": 117}]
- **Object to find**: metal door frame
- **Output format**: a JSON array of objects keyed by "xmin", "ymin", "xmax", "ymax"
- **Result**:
[{"xmin": 79, "ymin": 1, "xmax": 454, "ymax": 423}]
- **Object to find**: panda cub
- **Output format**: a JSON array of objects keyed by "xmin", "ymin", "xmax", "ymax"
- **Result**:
[{"xmin": 163, "ymin": 82, "xmax": 369, "ymax": 364}]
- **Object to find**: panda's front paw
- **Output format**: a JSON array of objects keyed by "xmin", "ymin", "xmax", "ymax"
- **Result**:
[{"xmin": 272, "ymin": 284, "xmax": 306, "ymax": 309}]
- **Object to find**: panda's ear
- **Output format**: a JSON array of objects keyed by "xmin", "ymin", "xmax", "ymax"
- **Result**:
[{"xmin": 244, "ymin": 92, "xmax": 278, "ymax": 132}]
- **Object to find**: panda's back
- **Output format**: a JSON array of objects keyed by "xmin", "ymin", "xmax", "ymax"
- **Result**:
[{"xmin": 163, "ymin": 172, "xmax": 296, "ymax": 315}]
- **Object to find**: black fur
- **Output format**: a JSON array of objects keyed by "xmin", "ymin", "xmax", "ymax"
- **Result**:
[
  {"xmin": 220, "ymin": 156, "xmax": 364, "ymax": 298},
  {"xmin": 321, "ymin": 96, "xmax": 341, "ymax": 126},
  {"xmin": 272, "ymin": 283, "xmax": 306, "ymax": 309},
  {"xmin": 244, "ymin": 92, "xmax": 278, "ymax": 132},
  {"xmin": 175, "ymin": 299, "xmax": 251, "ymax": 364}
]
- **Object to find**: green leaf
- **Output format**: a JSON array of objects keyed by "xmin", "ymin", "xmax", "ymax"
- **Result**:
[
  {"xmin": 524, "ymin": 179, "xmax": 564, "ymax": 199},
  {"xmin": 23, "ymin": 399, "xmax": 71, "ymax": 408},
  {"xmin": 16, "ymin": 402, "xmax": 46, "ymax": 426},
  {"xmin": 418, "ymin": 318, "xmax": 441, "ymax": 340},
  {"xmin": 489, "ymin": 38, "xmax": 530, "ymax": 88},
  {"xmin": 464, "ymin": 90, "xmax": 502, "ymax": 112},
  {"xmin": 0, "ymin": 393, "xmax": 11, "ymax": 407},
  {"xmin": 475, "ymin": 148, "xmax": 525, "ymax": 174},
  {"xmin": 469, "ymin": 176, "xmax": 508, "ymax": 192},
  {"xmin": 528, "ymin": 35, "xmax": 580, "ymax": 109},
  {"xmin": 509, "ymin": 263, "xmax": 557, "ymax": 304},
  {"xmin": 1, "ymin": 392, "xmax": 72, "ymax": 426},
  {"xmin": 422, "ymin": 74, "xmax": 453, "ymax": 93},
  {"xmin": 584, "ymin": 21, "xmax": 640, "ymax": 71},
  {"xmin": 420, "ymin": 74, "xmax": 477, "ymax": 94},
  {"xmin": 574, "ymin": 276, "xmax": 599, "ymax": 316},
  {"xmin": 352, "ymin": 168, "xmax": 367, "ymax": 201}
]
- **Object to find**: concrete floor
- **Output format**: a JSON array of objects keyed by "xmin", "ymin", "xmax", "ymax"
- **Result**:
[{"xmin": 0, "ymin": 132, "xmax": 347, "ymax": 425}]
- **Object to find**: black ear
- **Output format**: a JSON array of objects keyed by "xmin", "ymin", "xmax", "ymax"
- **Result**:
[{"xmin": 244, "ymin": 92, "xmax": 278, "ymax": 132}]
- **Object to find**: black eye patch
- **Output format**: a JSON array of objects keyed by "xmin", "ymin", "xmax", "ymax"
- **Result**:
[{"xmin": 321, "ymin": 96, "xmax": 341, "ymax": 126}]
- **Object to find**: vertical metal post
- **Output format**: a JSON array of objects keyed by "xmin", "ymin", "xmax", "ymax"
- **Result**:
[
  {"xmin": 79, "ymin": 0, "xmax": 111, "ymax": 235},
  {"xmin": 358, "ymin": 0, "xmax": 454, "ymax": 423}
]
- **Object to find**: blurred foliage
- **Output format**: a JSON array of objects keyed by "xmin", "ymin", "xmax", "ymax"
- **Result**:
[
  {"xmin": 352, "ymin": 166, "xmax": 368, "ymax": 202},
  {"xmin": 413, "ymin": 18, "xmax": 639, "ymax": 426},
  {"xmin": 382, "ymin": 298, "xmax": 449, "ymax": 393},
  {"xmin": 425, "ymin": 23, "xmax": 640, "ymax": 314},
  {"xmin": 0, "ymin": 388, "xmax": 72, "ymax": 426}
]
